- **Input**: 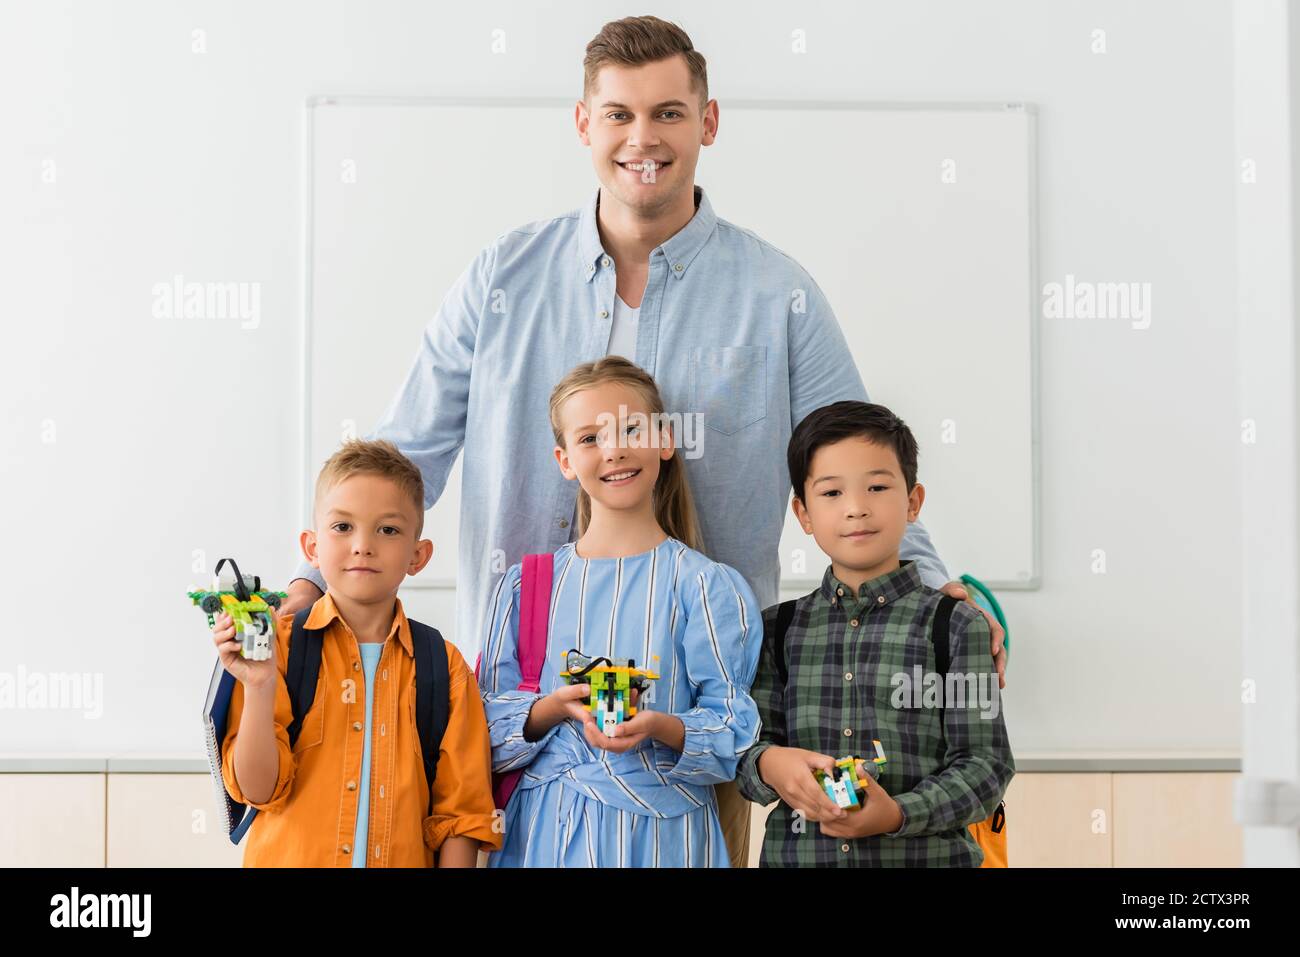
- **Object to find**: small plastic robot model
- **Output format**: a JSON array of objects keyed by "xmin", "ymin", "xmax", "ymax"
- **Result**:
[
  {"xmin": 814, "ymin": 739, "xmax": 889, "ymax": 810},
  {"xmin": 187, "ymin": 558, "xmax": 286, "ymax": 662},
  {"xmin": 557, "ymin": 649, "xmax": 660, "ymax": 735}
]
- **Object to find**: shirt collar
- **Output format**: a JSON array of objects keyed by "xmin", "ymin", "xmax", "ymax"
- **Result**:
[
  {"xmin": 305, "ymin": 590, "xmax": 413, "ymax": 657},
  {"xmin": 819, "ymin": 560, "xmax": 924, "ymax": 611},
  {"xmin": 578, "ymin": 184, "xmax": 717, "ymax": 282}
]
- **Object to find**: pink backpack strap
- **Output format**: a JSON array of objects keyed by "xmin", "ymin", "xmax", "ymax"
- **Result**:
[
  {"xmin": 473, "ymin": 552, "xmax": 554, "ymax": 684},
  {"xmin": 516, "ymin": 553, "xmax": 553, "ymax": 693}
]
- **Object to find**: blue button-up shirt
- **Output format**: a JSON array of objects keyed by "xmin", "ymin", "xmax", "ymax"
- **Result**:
[{"xmin": 294, "ymin": 184, "xmax": 949, "ymax": 655}]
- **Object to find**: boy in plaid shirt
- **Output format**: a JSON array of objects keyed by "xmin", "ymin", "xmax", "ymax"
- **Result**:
[{"xmin": 734, "ymin": 401, "xmax": 1014, "ymax": 866}]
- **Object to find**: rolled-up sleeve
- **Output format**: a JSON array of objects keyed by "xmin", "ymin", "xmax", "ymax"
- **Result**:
[
  {"xmin": 220, "ymin": 617, "xmax": 297, "ymax": 813},
  {"xmin": 899, "ymin": 520, "xmax": 950, "ymax": 590},
  {"xmin": 664, "ymin": 563, "xmax": 762, "ymax": 786},
  {"xmin": 422, "ymin": 644, "xmax": 504, "ymax": 854},
  {"xmin": 289, "ymin": 561, "xmax": 326, "ymax": 594},
  {"xmin": 477, "ymin": 564, "xmax": 561, "ymax": 773}
]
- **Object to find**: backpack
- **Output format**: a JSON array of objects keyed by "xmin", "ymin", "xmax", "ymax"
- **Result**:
[
  {"xmin": 217, "ymin": 606, "xmax": 450, "ymax": 845},
  {"xmin": 473, "ymin": 552, "xmax": 554, "ymax": 811},
  {"xmin": 770, "ymin": 593, "xmax": 1008, "ymax": 866}
]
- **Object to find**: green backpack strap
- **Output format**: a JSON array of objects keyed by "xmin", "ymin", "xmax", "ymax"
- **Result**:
[{"xmin": 959, "ymin": 573, "xmax": 1009, "ymax": 656}]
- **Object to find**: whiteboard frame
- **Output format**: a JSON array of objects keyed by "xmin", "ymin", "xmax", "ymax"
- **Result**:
[{"xmin": 300, "ymin": 96, "xmax": 1041, "ymax": 592}]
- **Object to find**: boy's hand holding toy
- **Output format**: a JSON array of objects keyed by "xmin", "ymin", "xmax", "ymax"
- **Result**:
[
  {"xmin": 818, "ymin": 780, "xmax": 904, "ymax": 839},
  {"xmin": 211, "ymin": 611, "xmax": 278, "ymax": 692},
  {"xmin": 756, "ymin": 747, "xmax": 849, "ymax": 823}
]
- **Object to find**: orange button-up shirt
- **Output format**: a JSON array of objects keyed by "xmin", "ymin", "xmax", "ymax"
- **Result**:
[{"xmin": 221, "ymin": 592, "xmax": 501, "ymax": 866}]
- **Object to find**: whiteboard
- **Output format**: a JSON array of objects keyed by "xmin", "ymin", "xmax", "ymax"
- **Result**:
[{"xmin": 305, "ymin": 97, "xmax": 1038, "ymax": 591}]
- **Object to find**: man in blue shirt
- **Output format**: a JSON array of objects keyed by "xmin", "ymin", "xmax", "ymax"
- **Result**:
[{"xmin": 280, "ymin": 16, "xmax": 1007, "ymax": 867}]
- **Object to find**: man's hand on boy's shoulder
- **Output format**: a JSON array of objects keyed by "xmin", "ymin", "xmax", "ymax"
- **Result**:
[{"xmin": 937, "ymin": 581, "xmax": 1006, "ymax": 689}]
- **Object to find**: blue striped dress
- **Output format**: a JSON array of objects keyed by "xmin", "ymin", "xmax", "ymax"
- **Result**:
[{"xmin": 478, "ymin": 536, "xmax": 762, "ymax": 867}]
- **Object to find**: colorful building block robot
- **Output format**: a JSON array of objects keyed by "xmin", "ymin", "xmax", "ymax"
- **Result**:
[
  {"xmin": 187, "ymin": 558, "xmax": 286, "ymax": 662},
  {"xmin": 814, "ymin": 740, "xmax": 889, "ymax": 810},
  {"xmin": 557, "ymin": 649, "xmax": 660, "ymax": 735}
]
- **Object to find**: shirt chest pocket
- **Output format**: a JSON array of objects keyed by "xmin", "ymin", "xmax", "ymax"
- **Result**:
[{"xmin": 690, "ymin": 346, "xmax": 767, "ymax": 436}]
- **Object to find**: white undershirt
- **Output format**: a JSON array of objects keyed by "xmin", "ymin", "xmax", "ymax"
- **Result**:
[{"xmin": 606, "ymin": 294, "xmax": 639, "ymax": 359}]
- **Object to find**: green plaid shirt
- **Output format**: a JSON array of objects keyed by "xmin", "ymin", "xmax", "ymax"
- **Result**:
[{"xmin": 734, "ymin": 560, "xmax": 1015, "ymax": 866}]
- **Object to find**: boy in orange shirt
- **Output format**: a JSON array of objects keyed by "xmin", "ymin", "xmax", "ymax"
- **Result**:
[{"xmin": 212, "ymin": 439, "xmax": 500, "ymax": 866}]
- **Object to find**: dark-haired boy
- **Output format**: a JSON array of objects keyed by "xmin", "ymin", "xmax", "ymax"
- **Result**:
[{"xmin": 734, "ymin": 401, "xmax": 1014, "ymax": 866}]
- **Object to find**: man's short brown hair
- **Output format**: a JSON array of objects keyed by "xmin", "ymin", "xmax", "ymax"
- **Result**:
[
  {"xmin": 583, "ymin": 16, "xmax": 708, "ymax": 111},
  {"xmin": 314, "ymin": 439, "xmax": 426, "ymax": 537}
]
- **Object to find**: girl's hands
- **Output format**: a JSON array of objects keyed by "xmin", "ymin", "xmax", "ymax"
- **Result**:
[
  {"xmin": 582, "ymin": 707, "xmax": 661, "ymax": 754},
  {"xmin": 547, "ymin": 685, "xmax": 668, "ymax": 754},
  {"xmin": 211, "ymin": 612, "xmax": 278, "ymax": 692},
  {"xmin": 524, "ymin": 682, "xmax": 593, "ymax": 741},
  {"xmin": 756, "ymin": 746, "xmax": 847, "ymax": 823}
]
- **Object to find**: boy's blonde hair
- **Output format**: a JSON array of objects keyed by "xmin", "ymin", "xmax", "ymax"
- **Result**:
[
  {"xmin": 549, "ymin": 356, "xmax": 704, "ymax": 552},
  {"xmin": 314, "ymin": 439, "xmax": 426, "ymax": 537}
]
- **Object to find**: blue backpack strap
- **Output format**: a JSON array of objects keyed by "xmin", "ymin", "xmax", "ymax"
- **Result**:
[
  {"xmin": 285, "ymin": 607, "xmax": 324, "ymax": 748},
  {"xmin": 929, "ymin": 594, "xmax": 959, "ymax": 677},
  {"xmin": 771, "ymin": 599, "xmax": 798, "ymax": 686},
  {"xmin": 407, "ymin": 619, "xmax": 450, "ymax": 816},
  {"xmin": 230, "ymin": 607, "xmax": 322, "ymax": 844}
]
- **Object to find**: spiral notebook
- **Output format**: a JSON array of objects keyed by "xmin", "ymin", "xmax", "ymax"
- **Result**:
[{"xmin": 202, "ymin": 659, "xmax": 253, "ymax": 842}]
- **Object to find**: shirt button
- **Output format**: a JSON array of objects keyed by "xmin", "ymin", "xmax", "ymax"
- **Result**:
[
  {"xmin": 877, "ymin": 595, "xmax": 886, "ymax": 605},
  {"xmin": 379, "ymin": 785, "xmax": 385, "ymax": 799},
  {"xmin": 341, "ymin": 844, "xmax": 352, "ymax": 855},
  {"xmin": 850, "ymin": 619, "xmax": 859, "ymax": 627},
  {"xmin": 374, "ymin": 846, "xmax": 381, "ymax": 859},
  {"xmin": 836, "ymin": 588, "xmax": 844, "ymax": 597},
  {"xmin": 841, "ymin": 843, "xmax": 851, "ymax": 853},
  {"xmin": 382, "ymin": 669, "xmax": 387, "ymax": 681},
  {"xmin": 673, "ymin": 263, "xmax": 683, "ymax": 272},
  {"xmin": 558, "ymin": 518, "xmax": 569, "ymax": 529},
  {"xmin": 843, "ymin": 728, "xmax": 853, "ymax": 737},
  {"xmin": 599, "ymin": 309, "xmax": 608, "ymax": 319},
  {"xmin": 353, "ymin": 661, "xmax": 360, "ymax": 672},
  {"xmin": 352, "ymin": 721, "xmax": 362, "ymax": 731},
  {"xmin": 601, "ymin": 257, "xmax": 611, "ymax": 267},
  {"xmin": 347, "ymin": 780, "xmax": 357, "ymax": 790},
  {"xmin": 844, "ymin": 672, "xmax": 853, "ymax": 682}
]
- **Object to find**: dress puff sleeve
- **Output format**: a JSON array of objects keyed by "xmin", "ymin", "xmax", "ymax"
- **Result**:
[{"xmin": 664, "ymin": 561, "xmax": 763, "ymax": 786}]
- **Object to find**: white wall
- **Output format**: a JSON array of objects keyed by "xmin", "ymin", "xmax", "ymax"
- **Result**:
[{"xmin": 1, "ymin": 0, "xmax": 1242, "ymax": 755}]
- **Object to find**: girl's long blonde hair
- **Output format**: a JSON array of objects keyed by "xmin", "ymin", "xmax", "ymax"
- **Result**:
[{"xmin": 549, "ymin": 356, "xmax": 704, "ymax": 553}]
